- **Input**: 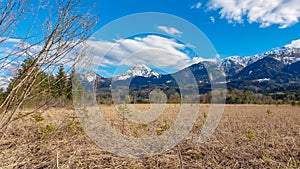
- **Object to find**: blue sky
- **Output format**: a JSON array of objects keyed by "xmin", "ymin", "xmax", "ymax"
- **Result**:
[
  {"xmin": 5, "ymin": 0, "xmax": 300, "ymax": 56},
  {"xmin": 93, "ymin": 0, "xmax": 300, "ymax": 57},
  {"xmin": 1, "ymin": 0, "xmax": 300, "ymax": 83},
  {"xmin": 79, "ymin": 0, "xmax": 300, "ymax": 77}
]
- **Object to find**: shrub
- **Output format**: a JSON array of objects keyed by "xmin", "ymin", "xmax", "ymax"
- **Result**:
[
  {"xmin": 288, "ymin": 157, "xmax": 299, "ymax": 168},
  {"xmin": 266, "ymin": 109, "xmax": 272, "ymax": 116},
  {"xmin": 39, "ymin": 124, "xmax": 54, "ymax": 139},
  {"xmin": 203, "ymin": 112, "xmax": 207, "ymax": 118},
  {"xmin": 138, "ymin": 123, "xmax": 148, "ymax": 129},
  {"xmin": 156, "ymin": 119, "xmax": 170, "ymax": 135},
  {"xmin": 66, "ymin": 120, "xmax": 75, "ymax": 131},
  {"xmin": 32, "ymin": 112, "xmax": 44, "ymax": 122},
  {"xmin": 291, "ymin": 101, "xmax": 297, "ymax": 106},
  {"xmin": 66, "ymin": 119, "xmax": 83, "ymax": 132},
  {"xmin": 117, "ymin": 104, "xmax": 130, "ymax": 115},
  {"xmin": 195, "ymin": 152, "xmax": 205, "ymax": 159},
  {"xmin": 13, "ymin": 112, "xmax": 26, "ymax": 120},
  {"xmin": 246, "ymin": 129, "xmax": 256, "ymax": 141}
]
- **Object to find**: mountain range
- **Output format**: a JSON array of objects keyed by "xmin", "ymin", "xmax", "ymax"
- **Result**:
[
  {"xmin": 1, "ymin": 47, "xmax": 299, "ymax": 95},
  {"xmin": 94, "ymin": 47, "xmax": 300, "ymax": 94}
]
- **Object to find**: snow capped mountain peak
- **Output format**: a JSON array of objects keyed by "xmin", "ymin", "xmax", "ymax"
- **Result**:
[
  {"xmin": 131, "ymin": 64, "xmax": 151, "ymax": 72},
  {"xmin": 264, "ymin": 47, "xmax": 300, "ymax": 56},
  {"xmin": 114, "ymin": 64, "xmax": 161, "ymax": 80}
]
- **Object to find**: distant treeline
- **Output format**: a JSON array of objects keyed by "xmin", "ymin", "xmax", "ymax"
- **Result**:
[
  {"xmin": 225, "ymin": 88, "xmax": 300, "ymax": 105},
  {"xmin": 96, "ymin": 87, "xmax": 300, "ymax": 105}
]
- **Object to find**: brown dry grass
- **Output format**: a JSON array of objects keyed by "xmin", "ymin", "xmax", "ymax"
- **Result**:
[{"xmin": 0, "ymin": 104, "xmax": 299, "ymax": 168}]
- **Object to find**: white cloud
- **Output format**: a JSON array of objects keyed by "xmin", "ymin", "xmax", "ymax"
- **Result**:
[
  {"xmin": 0, "ymin": 59, "xmax": 21, "ymax": 90},
  {"xmin": 157, "ymin": 26, "xmax": 183, "ymax": 36},
  {"xmin": 0, "ymin": 76, "xmax": 12, "ymax": 90},
  {"xmin": 207, "ymin": 0, "xmax": 300, "ymax": 28},
  {"xmin": 191, "ymin": 2, "xmax": 202, "ymax": 9},
  {"xmin": 0, "ymin": 37, "xmax": 22, "ymax": 43},
  {"xmin": 0, "ymin": 37, "xmax": 23, "ymax": 54},
  {"xmin": 210, "ymin": 16, "xmax": 215, "ymax": 23},
  {"xmin": 87, "ymin": 35, "xmax": 206, "ymax": 73},
  {"xmin": 0, "ymin": 37, "xmax": 23, "ymax": 89},
  {"xmin": 285, "ymin": 39, "xmax": 300, "ymax": 48}
]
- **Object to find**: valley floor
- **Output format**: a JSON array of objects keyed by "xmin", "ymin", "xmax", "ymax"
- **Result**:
[{"xmin": 0, "ymin": 104, "xmax": 299, "ymax": 168}]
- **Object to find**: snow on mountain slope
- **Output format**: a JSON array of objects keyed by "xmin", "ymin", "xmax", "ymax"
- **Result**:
[
  {"xmin": 270, "ymin": 47, "xmax": 300, "ymax": 64},
  {"xmin": 220, "ymin": 47, "xmax": 300, "ymax": 75},
  {"xmin": 114, "ymin": 64, "xmax": 161, "ymax": 81},
  {"xmin": 249, "ymin": 47, "xmax": 300, "ymax": 65}
]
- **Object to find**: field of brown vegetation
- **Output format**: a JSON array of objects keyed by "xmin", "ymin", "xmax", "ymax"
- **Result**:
[{"xmin": 0, "ymin": 104, "xmax": 299, "ymax": 168}]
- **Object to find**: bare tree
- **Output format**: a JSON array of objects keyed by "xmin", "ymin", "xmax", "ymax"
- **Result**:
[{"xmin": 0, "ymin": 0, "xmax": 97, "ymax": 137}]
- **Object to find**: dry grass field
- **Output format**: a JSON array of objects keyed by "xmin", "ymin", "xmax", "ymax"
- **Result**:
[{"xmin": 0, "ymin": 104, "xmax": 299, "ymax": 168}]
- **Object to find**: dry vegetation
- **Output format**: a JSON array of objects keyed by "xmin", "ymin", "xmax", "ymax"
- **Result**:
[{"xmin": 0, "ymin": 104, "xmax": 299, "ymax": 168}]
